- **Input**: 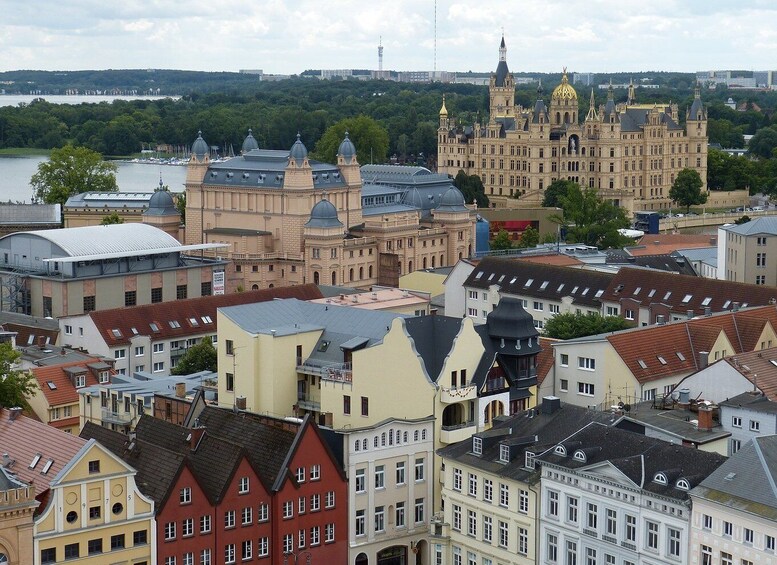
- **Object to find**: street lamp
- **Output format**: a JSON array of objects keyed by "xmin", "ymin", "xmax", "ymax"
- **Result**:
[{"xmin": 283, "ymin": 550, "xmax": 312, "ymax": 565}]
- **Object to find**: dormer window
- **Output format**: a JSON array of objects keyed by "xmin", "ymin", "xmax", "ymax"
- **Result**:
[
  {"xmin": 676, "ymin": 478, "xmax": 690, "ymax": 490},
  {"xmin": 75, "ymin": 374, "xmax": 86, "ymax": 388},
  {"xmin": 525, "ymin": 452, "xmax": 535, "ymax": 469},
  {"xmin": 472, "ymin": 437, "xmax": 483, "ymax": 456},
  {"xmin": 99, "ymin": 371, "xmax": 110, "ymax": 384},
  {"xmin": 554, "ymin": 445, "xmax": 566, "ymax": 456},
  {"xmin": 572, "ymin": 450, "xmax": 586, "ymax": 462},
  {"xmin": 499, "ymin": 444, "xmax": 510, "ymax": 463},
  {"xmin": 653, "ymin": 472, "xmax": 668, "ymax": 485}
]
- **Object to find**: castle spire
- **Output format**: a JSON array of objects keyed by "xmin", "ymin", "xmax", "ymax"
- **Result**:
[
  {"xmin": 607, "ymin": 78, "xmax": 614, "ymax": 101},
  {"xmin": 586, "ymin": 88, "xmax": 598, "ymax": 121},
  {"xmin": 439, "ymin": 94, "xmax": 448, "ymax": 117},
  {"xmin": 499, "ymin": 35, "xmax": 506, "ymax": 62},
  {"xmin": 627, "ymin": 78, "xmax": 636, "ymax": 105}
]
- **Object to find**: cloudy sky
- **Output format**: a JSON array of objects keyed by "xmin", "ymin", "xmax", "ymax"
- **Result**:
[{"xmin": 2, "ymin": 0, "xmax": 775, "ymax": 74}]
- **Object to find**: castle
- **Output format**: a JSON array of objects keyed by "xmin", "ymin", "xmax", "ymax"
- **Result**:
[
  {"xmin": 437, "ymin": 37, "xmax": 708, "ymax": 212},
  {"xmin": 184, "ymin": 131, "xmax": 475, "ymax": 291}
]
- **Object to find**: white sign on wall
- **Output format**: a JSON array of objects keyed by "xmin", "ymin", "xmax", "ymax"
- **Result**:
[{"xmin": 213, "ymin": 270, "xmax": 225, "ymax": 295}]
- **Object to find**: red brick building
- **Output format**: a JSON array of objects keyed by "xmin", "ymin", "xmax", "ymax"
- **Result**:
[{"xmin": 82, "ymin": 405, "xmax": 348, "ymax": 564}]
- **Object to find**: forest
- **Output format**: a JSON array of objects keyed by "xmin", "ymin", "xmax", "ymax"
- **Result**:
[{"xmin": 1, "ymin": 72, "xmax": 777, "ymax": 192}]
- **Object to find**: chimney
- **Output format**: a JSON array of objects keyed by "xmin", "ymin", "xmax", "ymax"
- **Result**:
[
  {"xmin": 175, "ymin": 382, "xmax": 186, "ymax": 399},
  {"xmin": 541, "ymin": 396, "xmax": 561, "ymax": 415},
  {"xmin": 235, "ymin": 396, "xmax": 247, "ymax": 411},
  {"xmin": 189, "ymin": 426, "xmax": 206, "ymax": 450},
  {"xmin": 697, "ymin": 404, "xmax": 715, "ymax": 431},
  {"xmin": 8, "ymin": 407, "xmax": 22, "ymax": 421},
  {"xmin": 698, "ymin": 351, "xmax": 709, "ymax": 369}
]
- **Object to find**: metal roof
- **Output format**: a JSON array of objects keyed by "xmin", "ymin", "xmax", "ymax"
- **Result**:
[
  {"xmin": 0, "ymin": 203, "xmax": 61, "ymax": 224},
  {"xmin": 43, "ymin": 243, "xmax": 227, "ymax": 263},
  {"xmin": 10, "ymin": 223, "xmax": 181, "ymax": 258}
]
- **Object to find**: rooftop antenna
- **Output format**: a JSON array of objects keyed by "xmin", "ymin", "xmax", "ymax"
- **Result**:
[{"xmin": 378, "ymin": 36, "xmax": 383, "ymax": 74}]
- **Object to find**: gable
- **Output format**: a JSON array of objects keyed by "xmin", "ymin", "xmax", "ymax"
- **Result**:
[
  {"xmin": 579, "ymin": 460, "xmax": 641, "ymax": 489},
  {"xmin": 54, "ymin": 440, "xmax": 133, "ymax": 485}
]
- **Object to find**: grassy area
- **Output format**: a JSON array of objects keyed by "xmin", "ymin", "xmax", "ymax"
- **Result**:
[{"xmin": 0, "ymin": 148, "xmax": 51, "ymax": 156}]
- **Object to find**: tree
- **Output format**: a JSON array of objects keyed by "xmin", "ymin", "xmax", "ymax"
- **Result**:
[
  {"xmin": 490, "ymin": 229, "xmax": 513, "ymax": 251},
  {"xmin": 542, "ymin": 179, "xmax": 576, "ymax": 208},
  {"xmin": 543, "ymin": 312, "xmax": 633, "ymax": 340},
  {"xmin": 748, "ymin": 126, "xmax": 777, "ymax": 159},
  {"xmin": 0, "ymin": 342, "xmax": 37, "ymax": 408},
  {"xmin": 517, "ymin": 226, "xmax": 539, "ymax": 248},
  {"xmin": 100, "ymin": 212, "xmax": 124, "ymax": 225},
  {"xmin": 453, "ymin": 170, "xmax": 489, "ymax": 208},
  {"xmin": 312, "ymin": 115, "xmax": 390, "ymax": 165},
  {"xmin": 555, "ymin": 182, "xmax": 631, "ymax": 249},
  {"xmin": 31, "ymin": 145, "xmax": 117, "ymax": 207},
  {"xmin": 175, "ymin": 191, "xmax": 186, "ymax": 224},
  {"xmin": 670, "ymin": 168, "xmax": 707, "ymax": 213},
  {"xmin": 170, "ymin": 338, "xmax": 217, "ymax": 375}
]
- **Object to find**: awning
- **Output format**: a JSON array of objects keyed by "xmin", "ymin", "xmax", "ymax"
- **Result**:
[{"xmin": 510, "ymin": 388, "xmax": 533, "ymax": 401}]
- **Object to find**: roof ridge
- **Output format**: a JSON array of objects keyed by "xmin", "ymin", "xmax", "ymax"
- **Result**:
[{"xmin": 753, "ymin": 438, "xmax": 777, "ymax": 501}]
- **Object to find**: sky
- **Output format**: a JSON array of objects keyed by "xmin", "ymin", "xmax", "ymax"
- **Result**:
[{"xmin": 1, "ymin": 0, "xmax": 776, "ymax": 74}]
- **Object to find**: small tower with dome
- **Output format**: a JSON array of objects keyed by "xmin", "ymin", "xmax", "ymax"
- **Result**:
[
  {"xmin": 184, "ymin": 131, "xmax": 210, "ymax": 245},
  {"xmin": 550, "ymin": 68, "xmax": 578, "ymax": 126},
  {"xmin": 241, "ymin": 129, "xmax": 259, "ymax": 154},
  {"xmin": 304, "ymin": 195, "xmax": 345, "ymax": 286},
  {"xmin": 142, "ymin": 179, "xmax": 182, "ymax": 241},
  {"xmin": 432, "ymin": 186, "xmax": 475, "ymax": 263}
]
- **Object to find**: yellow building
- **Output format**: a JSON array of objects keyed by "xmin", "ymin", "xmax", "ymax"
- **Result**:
[
  {"xmin": 438, "ymin": 37, "xmax": 708, "ymax": 212},
  {"xmin": 0, "ymin": 467, "xmax": 37, "ymax": 565},
  {"xmin": 184, "ymin": 131, "xmax": 475, "ymax": 291},
  {"xmin": 0, "ymin": 408, "xmax": 154, "ymax": 565}
]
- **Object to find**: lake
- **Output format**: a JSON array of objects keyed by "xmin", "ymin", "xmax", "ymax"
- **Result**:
[
  {"xmin": 0, "ymin": 155, "xmax": 188, "ymax": 203},
  {"xmin": 0, "ymin": 94, "xmax": 180, "ymax": 108}
]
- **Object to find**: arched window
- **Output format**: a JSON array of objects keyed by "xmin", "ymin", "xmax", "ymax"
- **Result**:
[
  {"xmin": 349, "ymin": 268, "xmax": 354, "ymax": 281},
  {"xmin": 313, "ymin": 271, "xmax": 320, "ymax": 285},
  {"xmin": 359, "ymin": 266, "xmax": 363, "ymax": 279},
  {"xmin": 369, "ymin": 265, "xmax": 373, "ymax": 278},
  {"xmin": 414, "ymin": 430, "xmax": 419, "ymax": 441},
  {"xmin": 354, "ymin": 439, "xmax": 360, "ymax": 451},
  {"xmin": 251, "ymin": 284, "xmax": 259, "ymax": 290},
  {"xmin": 421, "ymin": 429, "xmax": 427, "ymax": 440},
  {"xmin": 362, "ymin": 439, "xmax": 367, "ymax": 450},
  {"xmin": 389, "ymin": 430, "xmax": 393, "ymax": 445},
  {"xmin": 381, "ymin": 433, "xmax": 386, "ymax": 446},
  {"xmin": 423, "ymin": 257, "xmax": 427, "ymax": 269},
  {"xmin": 403, "ymin": 432, "xmax": 408, "ymax": 443},
  {"xmin": 408, "ymin": 260, "xmax": 413, "ymax": 272},
  {"xmin": 431, "ymin": 255, "xmax": 436, "ymax": 268},
  {"xmin": 373, "ymin": 436, "xmax": 378, "ymax": 448},
  {"xmin": 331, "ymin": 271, "xmax": 337, "ymax": 285}
]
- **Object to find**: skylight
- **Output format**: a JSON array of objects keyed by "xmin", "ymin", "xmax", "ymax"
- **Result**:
[
  {"xmin": 111, "ymin": 329, "xmax": 122, "ymax": 338},
  {"xmin": 657, "ymin": 356, "xmax": 667, "ymax": 365},
  {"xmin": 664, "ymin": 291, "xmax": 672, "ymax": 300},
  {"xmin": 41, "ymin": 459, "xmax": 54, "ymax": 474},
  {"xmin": 638, "ymin": 359, "xmax": 648, "ymax": 369},
  {"xmin": 633, "ymin": 287, "xmax": 641, "ymax": 295},
  {"xmin": 29, "ymin": 454, "xmax": 41, "ymax": 469},
  {"xmin": 131, "ymin": 327, "xmax": 138, "ymax": 335},
  {"xmin": 571, "ymin": 286, "xmax": 579, "ymax": 294},
  {"xmin": 149, "ymin": 323, "xmax": 160, "ymax": 332},
  {"xmin": 46, "ymin": 381, "xmax": 57, "ymax": 390},
  {"xmin": 525, "ymin": 278, "xmax": 534, "ymax": 287},
  {"xmin": 581, "ymin": 288, "xmax": 590, "ymax": 296},
  {"xmin": 682, "ymin": 294, "xmax": 692, "ymax": 303},
  {"xmin": 648, "ymin": 289, "xmax": 656, "ymax": 298},
  {"xmin": 201, "ymin": 316, "xmax": 213, "ymax": 324},
  {"xmin": 557, "ymin": 284, "xmax": 565, "ymax": 292},
  {"xmin": 540, "ymin": 281, "xmax": 549, "ymax": 290},
  {"xmin": 475, "ymin": 271, "xmax": 483, "ymax": 279},
  {"xmin": 723, "ymin": 300, "xmax": 731, "ymax": 309},
  {"xmin": 677, "ymin": 352, "xmax": 686, "ymax": 361},
  {"xmin": 169, "ymin": 321, "xmax": 181, "ymax": 329},
  {"xmin": 488, "ymin": 273, "xmax": 495, "ymax": 281},
  {"xmin": 701, "ymin": 297, "xmax": 711, "ymax": 306},
  {"xmin": 510, "ymin": 277, "xmax": 517, "ymax": 284},
  {"xmin": 595, "ymin": 290, "xmax": 604, "ymax": 298},
  {"xmin": 189, "ymin": 318, "xmax": 199, "ymax": 327}
]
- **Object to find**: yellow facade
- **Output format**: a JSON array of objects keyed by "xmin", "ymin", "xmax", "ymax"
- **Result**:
[
  {"xmin": 438, "ymin": 39, "xmax": 708, "ymax": 213},
  {"xmin": 34, "ymin": 440, "xmax": 153, "ymax": 565},
  {"xmin": 0, "ymin": 478, "xmax": 37, "ymax": 565}
]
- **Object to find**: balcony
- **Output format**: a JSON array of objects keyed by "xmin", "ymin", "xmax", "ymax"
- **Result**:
[
  {"xmin": 440, "ymin": 385, "xmax": 476, "ymax": 404},
  {"xmin": 102, "ymin": 408, "xmax": 132, "ymax": 425},
  {"xmin": 440, "ymin": 420, "xmax": 475, "ymax": 444},
  {"xmin": 296, "ymin": 361, "xmax": 352, "ymax": 383}
]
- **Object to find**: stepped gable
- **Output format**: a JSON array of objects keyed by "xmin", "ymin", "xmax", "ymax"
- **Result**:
[{"xmin": 87, "ymin": 283, "xmax": 323, "ymax": 346}]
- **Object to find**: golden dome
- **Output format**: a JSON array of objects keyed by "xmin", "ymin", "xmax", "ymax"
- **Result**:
[
  {"xmin": 439, "ymin": 94, "xmax": 448, "ymax": 117},
  {"xmin": 552, "ymin": 68, "xmax": 577, "ymax": 100}
]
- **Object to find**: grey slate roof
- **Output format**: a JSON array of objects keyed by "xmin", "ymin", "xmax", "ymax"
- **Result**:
[
  {"xmin": 619, "ymin": 107, "xmax": 683, "ymax": 132},
  {"xmin": 405, "ymin": 315, "xmax": 464, "ymax": 381},
  {"xmin": 0, "ymin": 204, "xmax": 60, "ymax": 225},
  {"xmin": 605, "ymin": 251, "xmax": 698, "ymax": 275},
  {"xmin": 719, "ymin": 392, "xmax": 777, "ymax": 414},
  {"xmin": 614, "ymin": 401, "xmax": 731, "ymax": 445},
  {"xmin": 722, "ymin": 216, "xmax": 777, "ymax": 236},
  {"xmin": 465, "ymin": 257, "xmax": 614, "ymax": 308},
  {"xmin": 539, "ymin": 422, "xmax": 727, "ymax": 500},
  {"xmin": 438, "ymin": 402, "xmax": 616, "ymax": 484},
  {"xmin": 692, "ymin": 435, "xmax": 777, "ymax": 519}
]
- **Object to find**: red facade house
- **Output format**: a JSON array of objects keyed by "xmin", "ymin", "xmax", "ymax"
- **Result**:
[{"xmin": 82, "ymin": 405, "xmax": 348, "ymax": 564}]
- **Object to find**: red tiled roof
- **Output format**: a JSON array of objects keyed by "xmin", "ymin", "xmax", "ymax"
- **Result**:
[
  {"xmin": 602, "ymin": 267, "xmax": 777, "ymax": 316},
  {"xmin": 607, "ymin": 305, "xmax": 777, "ymax": 384},
  {"xmin": 85, "ymin": 284, "xmax": 324, "ymax": 346},
  {"xmin": 723, "ymin": 347, "xmax": 777, "ymax": 399},
  {"xmin": 514, "ymin": 254, "xmax": 583, "ymax": 267},
  {"xmin": 31, "ymin": 358, "xmax": 109, "ymax": 407},
  {"xmin": 0, "ymin": 408, "xmax": 86, "ymax": 496},
  {"xmin": 536, "ymin": 337, "xmax": 558, "ymax": 385},
  {"xmin": 51, "ymin": 416, "xmax": 81, "ymax": 430}
]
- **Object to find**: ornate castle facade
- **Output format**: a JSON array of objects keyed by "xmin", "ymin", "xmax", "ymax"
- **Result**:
[
  {"xmin": 184, "ymin": 131, "xmax": 474, "ymax": 292},
  {"xmin": 437, "ymin": 37, "xmax": 708, "ymax": 212}
]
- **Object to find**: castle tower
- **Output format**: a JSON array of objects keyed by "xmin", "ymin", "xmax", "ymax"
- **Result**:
[
  {"xmin": 488, "ymin": 36, "xmax": 515, "ymax": 119},
  {"xmin": 585, "ymin": 88, "xmax": 598, "ymax": 121},
  {"xmin": 686, "ymin": 82, "xmax": 708, "ymax": 189},
  {"xmin": 549, "ymin": 68, "xmax": 578, "ymax": 126},
  {"xmin": 184, "ymin": 131, "xmax": 211, "ymax": 245},
  {"xmin": 142, "ymin": 180, "xmax": 182, "ymax": 241},
  {"xmin": 336, "ymin": 132, "xmax": 363, "ymax": 228},
  {"xmin": 303, "ymin": 196, "xmax": 345, "ymax": 286},
  {"xmin": 627, "ymin": 78, "xmax": 636, "ymax": 106}
]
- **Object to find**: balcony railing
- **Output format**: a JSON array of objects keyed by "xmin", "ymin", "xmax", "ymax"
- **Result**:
[
  {"xmin": 440, "ymin": 385, "xmax": 476, "ymax": 403},
  {"xmin": 440, "ymin": 420, "xmax": 475, "ymax": 444},
  {"xmin": 297, "ymin": 361, "xmax": 353, "ymax": 383},
  {"xmin": 102, "ymin": 408, "xmax": 132, "ymax": 424}
]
